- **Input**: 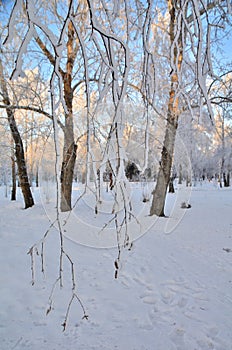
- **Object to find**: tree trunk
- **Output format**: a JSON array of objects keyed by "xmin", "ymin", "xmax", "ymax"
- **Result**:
[
  {"xmin": 168, "ymin": 176, "xmax": 175, "ymax": 193},
  {"xmin": 11, "ymin": 152, "xmax": 17, "ymax": 201},
  {"xmin": 60, "ymin": 137, "xmax": 77, "ymax": 212},
  {"xmin": 150, "ymin": 119, "xmax": 178, "ymax": 216},
  {"xmin": 34, "ymin": 21, "xmax": 77, "ymax": 211},
  {"xmin": 0, "ymin": 59, "xmax": 34, "ymax": 209},
  {"xmin": 178, "ymin": 164, "xmax": 182, "ymax": 184},
  {"xmin": 8, "ymin": 108, "xmax": 34, "ymax": 208},
  {"xmin": 223, "ymin": 172, "xmax": 230, "ymax": 187},
  {"xmin": 150, "ymin": 1, "xmax": 182, "ymax": 216},
  {"xmin": 36, "ymin": 166, "xmax": 39, "ymax": 187},
  {"xmin": 220, "ymin": 113, "xmax": 225, "ymax": 188},
  {"xmin": 60, "ymin": 21, "xmax": 77, "ymax": 212},
  {"xmin": 11, "ymin": 137, "xmax": 17, "ymax": 200},
  {"xmin": 186, "ymin": 175, "xmax": 191, "ymax": 187},
  {"xmin": 226, "ymin": 172, "xmax": 230, "ymax": 187}
]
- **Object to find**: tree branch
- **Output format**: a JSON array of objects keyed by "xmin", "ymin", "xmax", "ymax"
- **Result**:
[
  {"xmin": 34, "ymin": 36, "xmax": 65, "ymax": 79},
  {"xmin": 0, "ymin": 104, "xmax": 65, "ymax": 131},
  {"xmin": 186, "ymin": 1, "xmax": 224, "ymax": 24}
]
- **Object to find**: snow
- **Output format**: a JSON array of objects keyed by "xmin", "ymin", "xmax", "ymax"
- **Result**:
[{"xmin": 0, "ymin": 181, "xmax": 232, "ymax": 350}]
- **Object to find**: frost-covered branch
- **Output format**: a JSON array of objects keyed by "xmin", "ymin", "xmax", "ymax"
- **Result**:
[
  {"xmin": 0, "ymin": 104, "xmax": 65, "ymax": 131},
  {"xmin": 86, "ymin": 0, "xmax": 134, "ymax": 273}
]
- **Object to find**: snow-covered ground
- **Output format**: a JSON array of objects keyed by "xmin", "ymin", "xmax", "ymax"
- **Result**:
[{"xmin": 0, "ymin": 181, "xmax": 232, "ymax": 350}]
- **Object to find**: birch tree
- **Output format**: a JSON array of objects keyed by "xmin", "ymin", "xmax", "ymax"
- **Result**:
[
  {"xmin": 0, "ymin": 56, "xmax": 34, "ymax": 208},
  {"xmin": 3, "ymin": 0, "xmax": 232, "ymax": 214},
  {"xmin": 2, "ymin": 0, "xmax": 232, "ymax": 329},
  {"xmin": 2, "ymin": 0, "xmax": 89, "ymax": 211},
  {"xmin": 150, "ymin": 0, "xmax": 232, "ymax": 216}
]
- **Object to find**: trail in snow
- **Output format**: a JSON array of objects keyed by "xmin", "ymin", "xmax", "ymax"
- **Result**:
[{"xmin": 0, "ymin": 182, "xmax": 232, "ymax": 350}]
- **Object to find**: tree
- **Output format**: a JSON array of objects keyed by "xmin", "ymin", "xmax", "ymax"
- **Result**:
[
  {"xmin": 2, "ymin": 0, "xmax": 90, "ymax": 211},
  {"xmin": 0, "ymin": 122, "xmax": 11, "ymax": 197},
  {"xmin": 2, "ymin": 0, "xmax": 232, "ymax": 329},
  {"xmin": 209, "ymin": 72, "xmax": 232, "ymax": 186},
  {"xmin": 0, "ymin": 56, "xmax": 34, "ymax": 208},
  {"xmin": 3, "ymin": 1, "xmax": 231, "ymax": 214},
  {"xmin": 34, "ymin": 8, "xmax": 84, "ymax": 211},
  {"xmin": 150, "ymin": 0, "xmax": 232, "ymax": 216},
  {"xmin": 150, "ymin": 0, "xmax": 183, "ymax": 216},
  {"xmin": 125, "ymin": 161, "xmax": 140, "ymax": 181},
  {"xmin": 11, "ymin": 138, "xmax": 17, "ymax": 200}
]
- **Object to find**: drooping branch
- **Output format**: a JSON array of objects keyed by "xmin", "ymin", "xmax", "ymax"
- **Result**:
[{"xmin": 86, "ymin": 0, "xmax": 135, "ymax": 277}]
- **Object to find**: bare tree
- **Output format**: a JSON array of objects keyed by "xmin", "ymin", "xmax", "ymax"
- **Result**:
[
  {"xmin": 2, "ymin": 0, "xmax": 232, "ymax": 329},
  {"xmin": 0, "ymin": 56, "xmax": 34, "ymax": 208},
  {"xmin": 150, "ymin": 0, "xmax": 184, "ymax": 216},
  {"xmin": 3, "ymin": 0, "xmax": 90, "ymax": 211},
  {"xmin": 209, "ymin": 72, "xmax": 232, "ymax": 186},
  {"xmin": 150, "ymin": 0, "xmax": 232, "ymax": 216}
]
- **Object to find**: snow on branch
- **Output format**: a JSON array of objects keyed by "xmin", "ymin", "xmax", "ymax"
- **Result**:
[
  {"xmin": 3, "ymin": 0, "xmax": 24, "ymax": 45},
  {"xmin": 168, "ymin": 0, "xmax": 230, "ymax": 120},
  {"xmin": 86, "ymin": 0, "xmax": 134, "ymax": 272}
]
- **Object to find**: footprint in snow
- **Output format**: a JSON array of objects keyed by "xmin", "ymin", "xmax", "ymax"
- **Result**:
[
  {"xmin": 198, "ymin": 325, "xmax": 230, "ymax": 350},
  {"xmin": 161, "ymin": 290, "xmax": 175, "ymax": 305},
  {"xmin": 140, "ymin": 294, "xmax": 157, "ymax": 305},
  {"xmin": 170, "ymin": 327, "xmax": 187, "ymax": 350},
  {"xmin": 134, "ymin": 317, "xmax": 154, "ymax": 331},
  {"xmin": 33, "ymin": 321, "xmax": 47, "ymax": 327}
]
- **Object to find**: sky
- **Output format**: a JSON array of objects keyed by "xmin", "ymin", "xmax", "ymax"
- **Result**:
[{"xmin": 222, "ymin": 35, "xmax": 232, "ymax": 58}]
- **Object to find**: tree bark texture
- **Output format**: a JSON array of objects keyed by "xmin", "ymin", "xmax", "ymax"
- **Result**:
[
  {"xmin": 150, "ymin": 0, "xmax": 182, "ymax": 216},
  {"xmin": 60, "ymin": 21, "xmax": 77, "ymax": 212}
]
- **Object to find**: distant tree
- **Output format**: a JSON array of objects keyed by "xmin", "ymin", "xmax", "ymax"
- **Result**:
[
  {"xmin": 11, "ymin": 138, "xmax": 17, "ymax": 200},
  {"xmin": 125, "ymin": 161, "xmax": 140, "ymax": 181},
  {"xmin": 209, "ymin": 72, "xmax": 232, "ymax": 187}
]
